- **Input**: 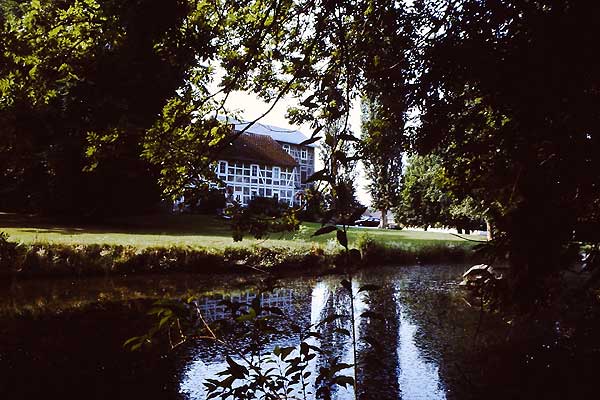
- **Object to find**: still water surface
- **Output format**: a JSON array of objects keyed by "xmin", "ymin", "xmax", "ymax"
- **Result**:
[{"xmin": 0, "ymin": 264, "xmax": 596, "ymax": 399}]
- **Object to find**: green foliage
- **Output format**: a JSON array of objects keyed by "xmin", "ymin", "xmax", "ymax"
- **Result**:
[
  {"xmin": 0, "ymin": 238, "xmax": 330, "ymax": 277},
  {"xmin": 360, "ymin": 96, "xmax": 404, "ymax": 227},
  {"xmin": 355, "ymin": 232, "xmax": 478, "ymax": 265},
  {"xmin": 2, "ymin": 0, "xmax": 597, "ymax": 304},
  {"xmin": 229, "ymin": 197, "xmax": 300, "ymax": 242},
  {"xmin": 299, "ymin": 188, "xmax": 326, "ymax": 222},
  {"xmin": 0, "ymin": 231, "xmax": 20, "ymax": 279},
  {"xmin": 412, "ymin": 0, "xmax": 600, "ymax": 303},
  {"xmin": 186, "ymin": 188, "xmax": 226, "ymax": 214},
  {"xmin": 395, "ymin": 154, "xmax": 483, "ymax": 231},
  {"xmin": 125, "ymin": 291, "xmax": 358, "ymax": 399},
  {"xmin": 0, "ymin": 0, "xmax": 211, "ymax": 215},
  {"xmin": 395, "ymin": 154, "xmax": 451, "ymax": 229},
  {"xmin": 124, "ymin": 274, "xmax": 404, "ymax": 399},
  {"xmin": 1, "ymin": 0, "xmax": 118, "ymax": 107},
  {"xmin": 142, "ymin": 107, "xmax": 231, "ymax": 200}
]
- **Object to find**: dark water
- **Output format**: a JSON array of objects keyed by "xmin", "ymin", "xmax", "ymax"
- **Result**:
[{"xmin": 0, "ymin": 265, "xmax": 597, "ymax": 399}]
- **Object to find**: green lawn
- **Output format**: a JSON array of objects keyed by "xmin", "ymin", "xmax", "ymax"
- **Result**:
[{"xmin": 0, "ymin": 212, "xmax": 485, "ymax": 250}]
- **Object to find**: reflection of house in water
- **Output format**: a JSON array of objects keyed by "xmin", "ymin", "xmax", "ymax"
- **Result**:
[
  {"xmin": 181, "ymin": 272, "xmax": 451, "ymax": 400},
  {"xmin": 195, "ymin": 289, "xmax": 295, "ymax": 321}
]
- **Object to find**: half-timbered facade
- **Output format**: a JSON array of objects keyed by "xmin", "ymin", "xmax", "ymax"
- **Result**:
[{"xmin": 216, "ymin": 120, "xmax": 316, "ymax": 207}]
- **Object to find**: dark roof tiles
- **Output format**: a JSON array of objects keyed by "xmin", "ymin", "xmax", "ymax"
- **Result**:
[{"xmin": 219, "ymin": 133, "xmax": 298, "ymax": 167}]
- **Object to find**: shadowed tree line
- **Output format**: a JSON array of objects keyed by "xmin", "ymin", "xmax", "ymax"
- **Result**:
[{"xmin": 1, "ymin": 0, "xmax": 212, "ymax": 216}]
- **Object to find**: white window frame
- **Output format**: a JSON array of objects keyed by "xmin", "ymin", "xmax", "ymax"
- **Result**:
[
  {"xmin": 218, "ymin": 161, "xmax": 228, "ymax": 174},
  {"xmin": 282, "ymin": 144, "xmax": 291, "ymax": 154},
  {"xmin": 300, "ymin": 148, "xmax": 308, "ymax": 160},
  {"xmin": 273, "ymin": 166, "xmax": 280, "ymax": 180},
  {"xmin": 251, "ymin": 164, "xmax": 259, "ymax": 177}
]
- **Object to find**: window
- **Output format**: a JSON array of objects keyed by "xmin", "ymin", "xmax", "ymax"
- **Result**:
[
  {"xmin": 251, "ymin": 164, "xmax": 258, "ymax": 176},
  {"xmin": 301, "ymin": 170, "xmax": 307, "ymax": 183},
  {"xmin": 282, "ymin": 144, "xmax": 291, "ymax": 154},
  {"xmin": 273, "ymin": 167, "xmax": 280, "ymax": 179},
  {"xmin": 219, "ymin": 161, "xmax": 227, "ymax": 174},
  {"xmin": 301, "ymin": 149, "xmax": 308, "ymax": 160}
]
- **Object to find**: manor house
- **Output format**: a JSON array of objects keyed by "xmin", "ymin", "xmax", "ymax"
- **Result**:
[{"xmin": 216, "ymin": 119, "xmax": 316, "ymax": 207}]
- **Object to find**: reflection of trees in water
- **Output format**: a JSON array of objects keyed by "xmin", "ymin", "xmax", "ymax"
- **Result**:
[
  {"xmin": 397, "ymin": 283, "xmax": 506, "ymax": 400},
  {"xmin": 355, "ymin": 282, "xmax": 400, "ymax": 400},
  {"xmin": 397, "ymin": 277, "xmax": 600, "ymax": 400},
  {"xmin": 185, "ymin": 266, "xmax": 591, "ymax": 400},
  {"xmin": 307, "ymin": 278, "xmax": 402, "ymax": 399},
  {"xmin": 312, "ymin": 282, "xmax": 355, "ymax": 399}
]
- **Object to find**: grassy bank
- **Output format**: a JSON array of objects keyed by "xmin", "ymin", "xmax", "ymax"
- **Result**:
[{"xmin": 0, "ymin": 213, "xmax": 485, "ymax": 278}]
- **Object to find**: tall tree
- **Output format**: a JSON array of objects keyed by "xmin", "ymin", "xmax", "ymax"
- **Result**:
[
  {"xmin": 316, "ymin": 118, "xmax": 366, "ymax": 226},
  {"xmin": 412, "ymin": 0, "xmax": 600, "ymax": 302},
  {"xmin": 361, "ymin": 97, "xmax": 403, "ymax": 228},
  {"xmin": 395, "ymin": 154, "xmax": 483, "ymax": 232},
  {"xmin": 0, "ymin": 0, "xmax": 218, "ymax": 215},
  {"xmin": 395, "ymin": 154, "xmax": 448, "ymax": 230}
]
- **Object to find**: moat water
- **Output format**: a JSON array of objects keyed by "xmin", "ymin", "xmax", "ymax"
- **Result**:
[{"xmin": 0, "ymin": 264, "xmax": 597, "ymax": 399}]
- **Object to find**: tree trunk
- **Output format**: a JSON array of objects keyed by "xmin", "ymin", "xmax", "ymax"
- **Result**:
[
  {"xmin": 379, "ymin": 209, "xmax": 388, "ymax": 229},
  {"xmin": 457, "ymin": 228, "xmax": 463, "ymax": 234},
  {"xmin": 486, "ymin": 219, "xmax": 494, "ymax": 240}
]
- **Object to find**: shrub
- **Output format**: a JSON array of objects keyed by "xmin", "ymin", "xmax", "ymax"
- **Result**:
[
  {"xmin": 229, "ymin": 197, "xmax": 299, "ymax": 241},
  {"xmin": 0, "ymin": 232, "xmax": 21, "ymax": 277}
]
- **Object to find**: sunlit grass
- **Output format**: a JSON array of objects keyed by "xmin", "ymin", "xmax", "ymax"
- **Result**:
[{"xmin": 0, "ymin": 212, "xmax": 484, "ymax": 250}]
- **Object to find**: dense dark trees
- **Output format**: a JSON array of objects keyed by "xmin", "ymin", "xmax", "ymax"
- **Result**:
[
  {"xmin": 412, "ymin": 0, "xmax": 600, "ymax": 300},
  {"xmin": 2, "ymin": 0, "xmax": 600, "ymax": 298},
  {"xmin": 1, "ymin": 0, "xmax": 215, "ymax": 215}
]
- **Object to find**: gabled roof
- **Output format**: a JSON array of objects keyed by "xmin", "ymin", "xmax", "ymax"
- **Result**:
[
  {"xmin": 218, "ymin": 116, "xmax": 315, "ymax": 147},
  {"xmin": 219, "ymin": 133, "xmax": 298, "ymax": 167}
]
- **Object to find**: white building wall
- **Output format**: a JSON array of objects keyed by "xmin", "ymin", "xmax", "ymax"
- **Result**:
[
  {"xmin": 280, "ymin": 143, "xmax": 315, "ymax": 189},
  {"xmin": 216, "ymin": 160, "xmax": 297, "ymax": 206}
]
